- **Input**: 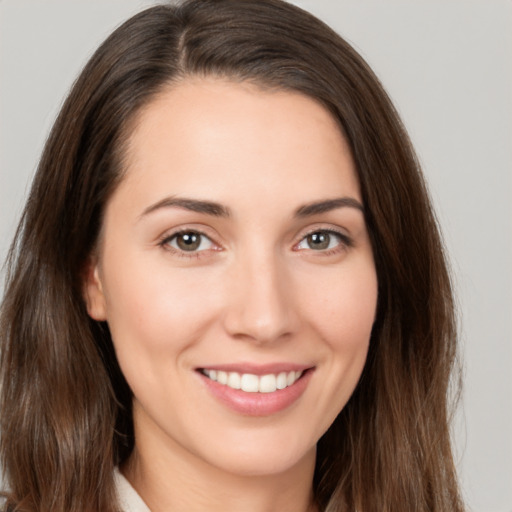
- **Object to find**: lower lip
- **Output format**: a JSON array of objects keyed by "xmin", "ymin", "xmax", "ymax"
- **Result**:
[{"xmin": 198, "ymin": 369, "xmax": 313, "ymax": 416}]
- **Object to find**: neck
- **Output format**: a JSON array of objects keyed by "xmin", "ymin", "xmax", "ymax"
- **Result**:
[{"xmin": 123, "ymin": 422, "xmax": 318, "ymax": 512}]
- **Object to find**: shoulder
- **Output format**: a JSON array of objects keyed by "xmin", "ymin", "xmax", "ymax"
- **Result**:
[
  {"xmin": 0, "ymin": 472, "xmax": 149, "ymax": 512},
  {"xmin": 114, "ymin": 468, "xmax": 151, "ymax": 512}
]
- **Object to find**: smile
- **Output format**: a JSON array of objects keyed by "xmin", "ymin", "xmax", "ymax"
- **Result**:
[{"xmin": 201, "ymin": 369, "xmax": 303, "ymax": 393}]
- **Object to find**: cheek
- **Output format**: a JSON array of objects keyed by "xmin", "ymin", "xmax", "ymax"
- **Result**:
[
  {"xmin": 101, "ymin": 251, "xmax": 222, "ymax": 359},
  {"xmin": 307, "ymin": 262, "xmax": 377, "ymax": 348},
  {"xmin": 303, "ymin": 261, "xmax": 377, "ymax": 402}
]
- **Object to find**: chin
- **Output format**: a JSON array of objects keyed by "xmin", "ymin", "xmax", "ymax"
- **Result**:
[{"xmin": 193, "ymin": 431, "xmax": 317, "ymax": 478}]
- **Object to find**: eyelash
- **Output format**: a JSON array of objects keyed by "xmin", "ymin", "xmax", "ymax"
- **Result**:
[
  {"xmin": 158, "ymin": 229, "xmax": 218, "ymax": 259},
  {"xmin": 158, "ymin": 227, "xmax": 352, "ymax": 259},
  {"xmin": 294, "ymin": 228, "xmax": 353, "ymax": 256}
]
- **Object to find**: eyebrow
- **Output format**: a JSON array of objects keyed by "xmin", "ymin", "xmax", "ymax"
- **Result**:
[
  {"xmin": 294, "ymin": 197, "xmax": 364, "ymax": 217},
  {"xmin": 139, "ymin": 195, "xmax": 364, "ymax": 220},
  {"xmin": 140, "ymin": 197, "xmax": 231, "ymax": 219}
]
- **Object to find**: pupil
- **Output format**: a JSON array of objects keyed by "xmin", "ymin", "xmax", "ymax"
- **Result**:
[
  {"xmin": 177, "ymin": 232, "xmax": 200, "ymax": 251},
  {"xmin": 308, "ymin": 232, "xmax": 329, "ymax": 250}
]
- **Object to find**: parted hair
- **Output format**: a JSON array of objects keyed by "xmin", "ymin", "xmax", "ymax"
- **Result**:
[{"xmin": 0, "ymin": 1, "xmax": 464, "ymax": 511}]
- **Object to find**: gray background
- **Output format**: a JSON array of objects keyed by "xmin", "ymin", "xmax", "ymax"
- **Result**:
[{"xmin": 0, "ymin": 1, "xmax": 511, "ymax": 511}]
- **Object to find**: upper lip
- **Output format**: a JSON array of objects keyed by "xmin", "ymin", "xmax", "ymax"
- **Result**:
[{"xmin": 196, "ymin": 362, "xmax": 314, "ymax": 375}]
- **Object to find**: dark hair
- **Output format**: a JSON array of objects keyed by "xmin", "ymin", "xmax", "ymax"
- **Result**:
[{"xmin": 0, "ymin": 1, "xmax": 464, "ymax": 511}]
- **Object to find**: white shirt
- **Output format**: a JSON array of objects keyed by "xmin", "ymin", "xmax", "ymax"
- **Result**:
[{"xmin": 114, "ymin": 468, "xmax": 151, "ymax": 512}]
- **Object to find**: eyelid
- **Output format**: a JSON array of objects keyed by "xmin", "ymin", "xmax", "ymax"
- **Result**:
[
  {"xmin": 157, "ymin": 226, "xmax": 223, "ymax": 257},
  {"xmin": 293, "ymin": 225, "xmax": 353, "ymax": 252},
  {"xmin": 156, "ymin": 223, "xmax": 352, "ymax": 258},
  {"xmin": 168, "ymin": 231, "xmax": 213, "ymax": 251},
  {"xmin": 156, "ymin": 223, "xmax": 220, "ymax": 243}
]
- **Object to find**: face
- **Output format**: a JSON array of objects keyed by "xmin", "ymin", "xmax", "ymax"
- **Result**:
[{"xmin": 84, "ymin": 79, "xmax": 377, "ymax": 478}]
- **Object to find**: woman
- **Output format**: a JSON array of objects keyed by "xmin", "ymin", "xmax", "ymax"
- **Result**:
[{"xmin": 0, "ymin": 1, "xmax": 464, "ymax": 511}]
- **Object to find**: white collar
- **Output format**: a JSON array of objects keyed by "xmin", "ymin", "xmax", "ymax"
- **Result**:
[{"xmin": 114, "ymin": 468, "xmax": 151, "ymax": 512}]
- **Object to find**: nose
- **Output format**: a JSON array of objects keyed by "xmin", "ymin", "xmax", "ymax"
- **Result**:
[{"xmin": 222, "ymin": 249, "xmax": 299, "ymax": 345}]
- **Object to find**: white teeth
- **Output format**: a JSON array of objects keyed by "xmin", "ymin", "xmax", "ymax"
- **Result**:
[
  {"xmin": 276, "ymin": 372, "xmax": 287, "ymax": 390},
  {"xmin": 227, "ymin": 372, "xmax": 241, "ymax": 390},
  {"xmin": 202, "ymin": 369, "xmax": 304, "ymax": 393},
  {"xmin": 259, "ymin": 374, "xmax": 276, "ymax": 393},
  {"xmin": 241, "ymin": 373, "xmax": 259, "ymax": 392}
]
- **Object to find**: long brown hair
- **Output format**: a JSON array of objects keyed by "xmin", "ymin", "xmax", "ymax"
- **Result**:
[{"xmin": 0, "ymin": 1, "xmax": 464, "ymax": 511}]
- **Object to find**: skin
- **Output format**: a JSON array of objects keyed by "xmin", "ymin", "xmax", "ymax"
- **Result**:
[{"xmin": 84, "ymin": 79, "xmax": 378, "ymax": 512}]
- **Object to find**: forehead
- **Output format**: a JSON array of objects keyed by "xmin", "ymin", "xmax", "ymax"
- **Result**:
[{"xmin": 117, "ymin": 78, "xmax": 360, "ymax": 210}]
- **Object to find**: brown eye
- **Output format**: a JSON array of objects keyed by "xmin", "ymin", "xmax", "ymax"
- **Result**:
[
  {"xmin": 296, "ymin": 230, "xmax": 350, "ymax": 252},
  {"xmin": 167, "ymin": 231, "xmax": 213, "ymax": 252},
  {"xmin": 306, "ymin": 232, "xmax": 331, "ymax": 250}
]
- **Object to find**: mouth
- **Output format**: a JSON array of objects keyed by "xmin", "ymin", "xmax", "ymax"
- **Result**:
[
  {"xmin": 196, "ymin": 365, "xmax": 314, "ymax": 416},
  {"xmin": 199, "ymin": 368, "xmax": 304, "ymax": 393}
]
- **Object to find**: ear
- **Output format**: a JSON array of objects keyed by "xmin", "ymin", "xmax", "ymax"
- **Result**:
[{"xmin": 82, "ymin": 258, "xmax": 107, "ymax": 321}]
